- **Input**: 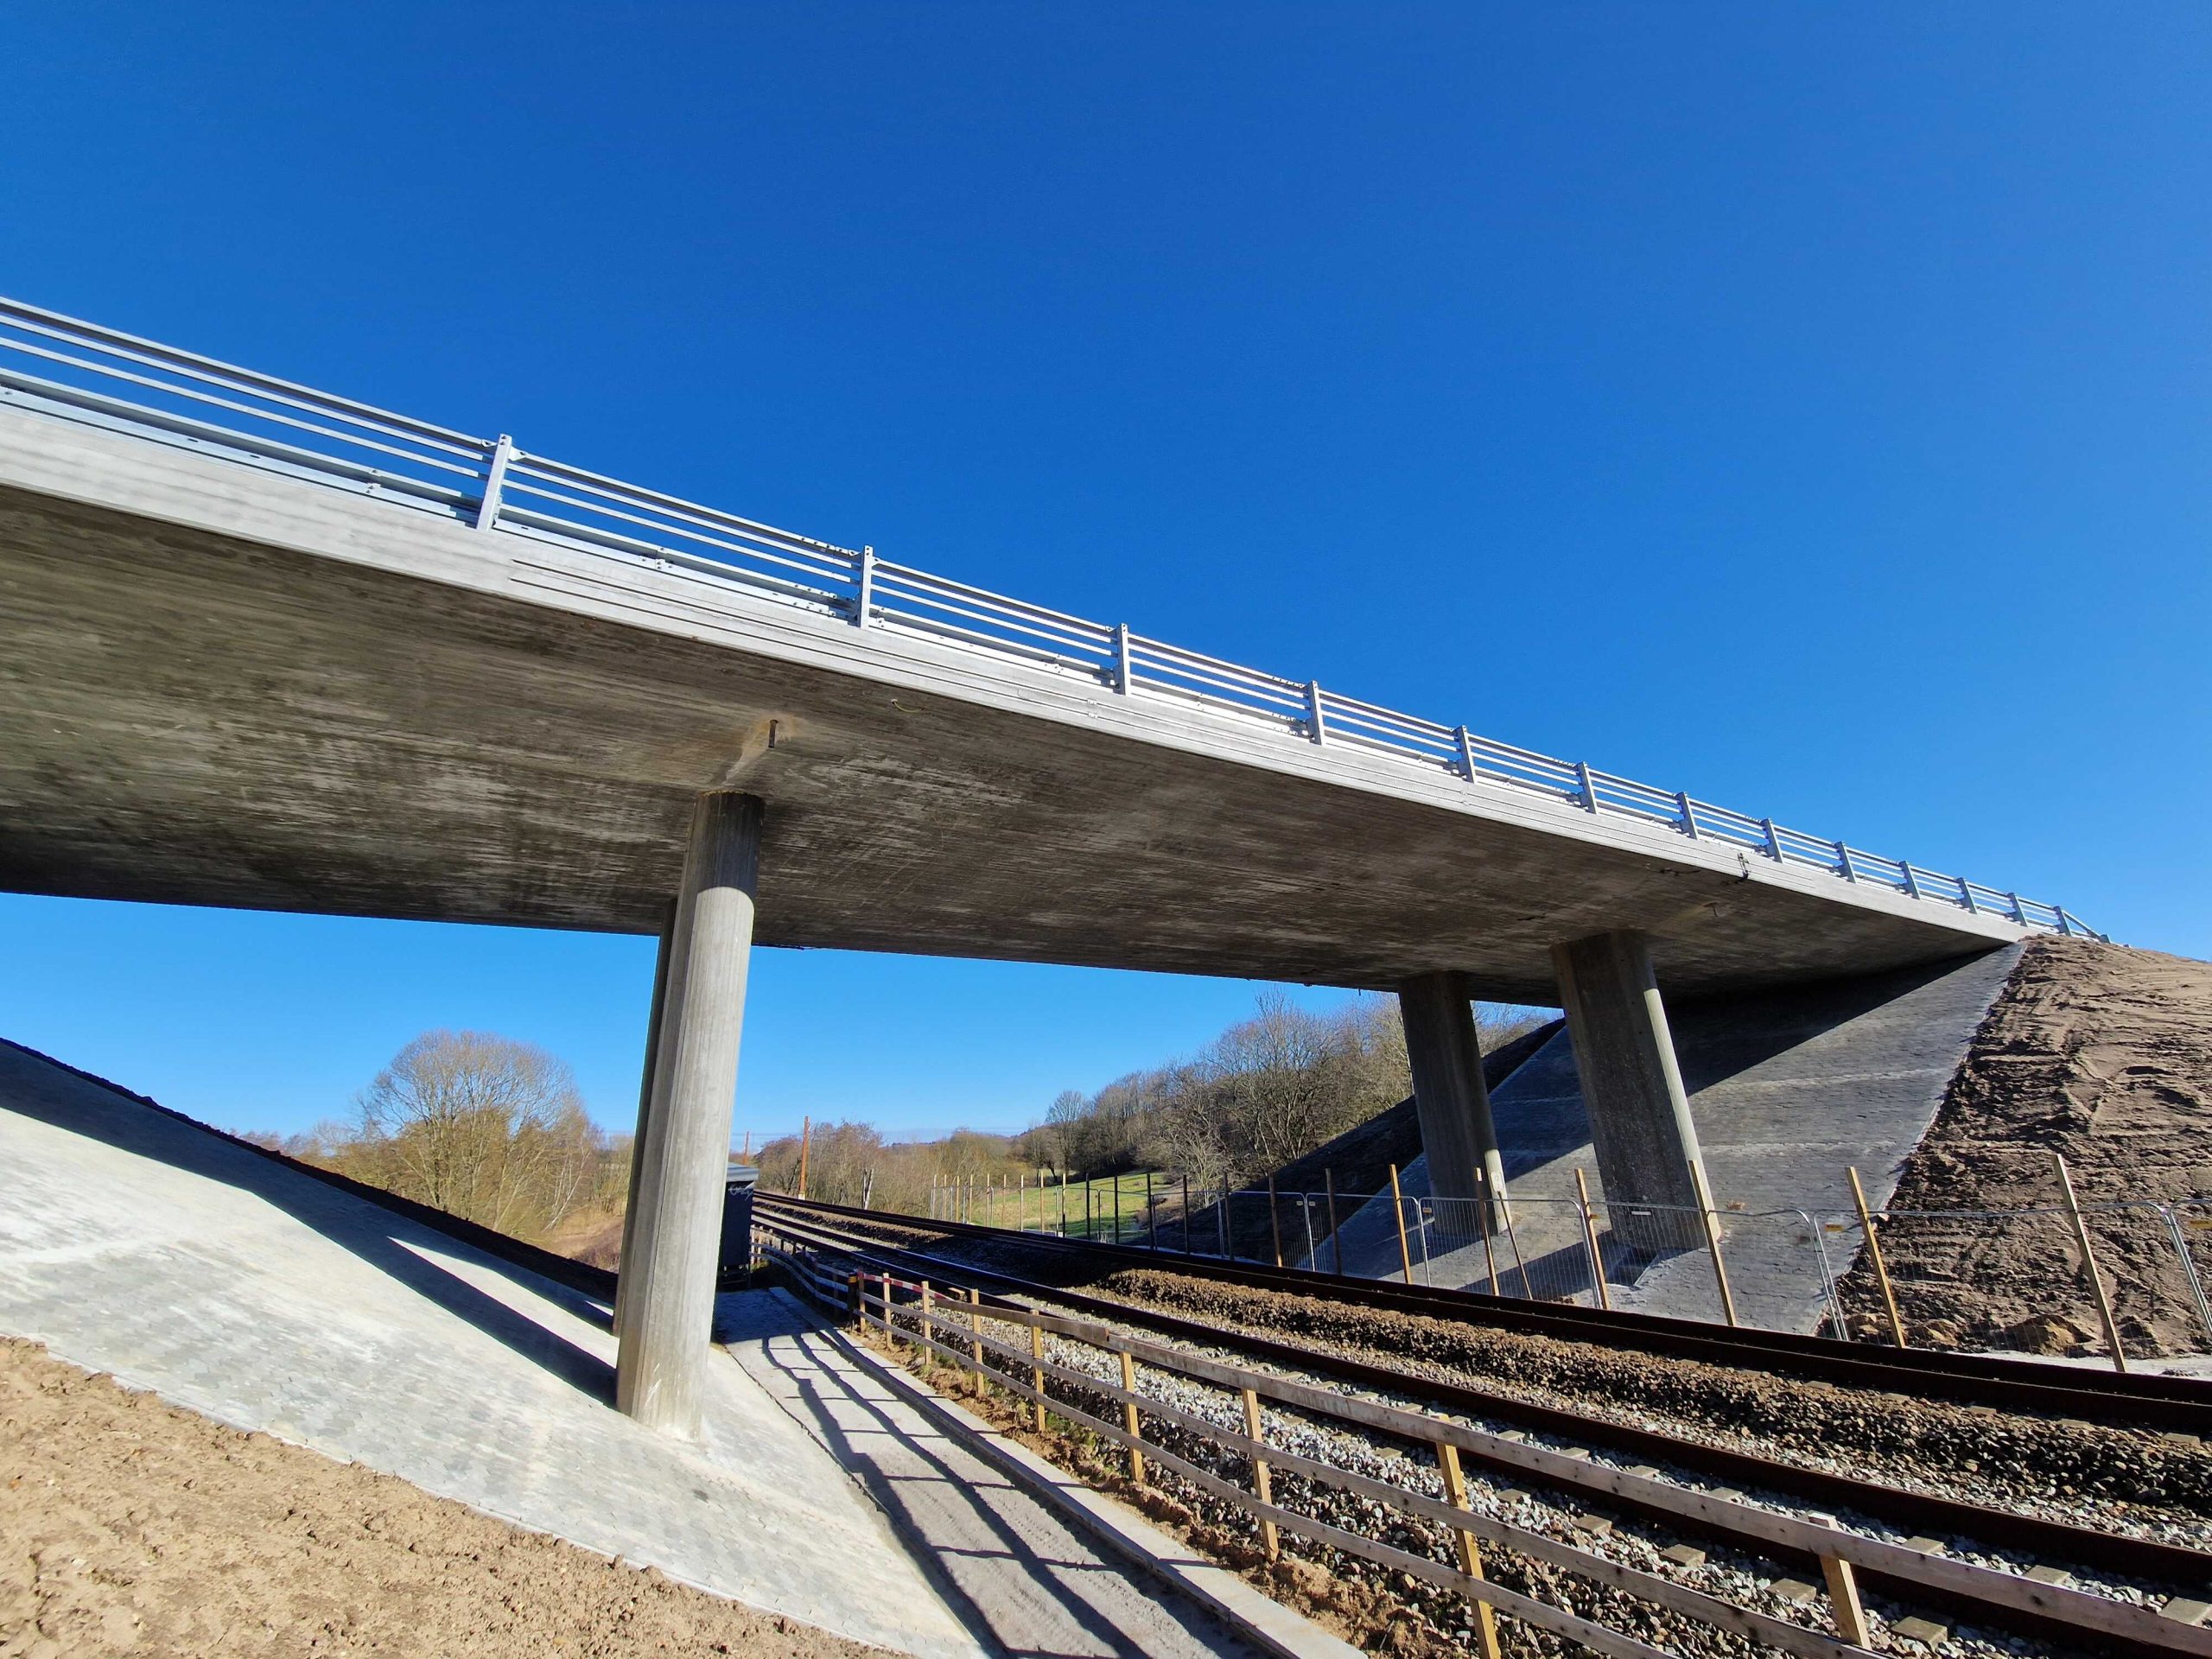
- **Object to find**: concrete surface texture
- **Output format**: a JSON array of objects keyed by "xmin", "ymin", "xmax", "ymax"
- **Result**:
[
  {"xmin": 723, "ymin": 1293, "xmax": 1269, "ymax": 1659},
  {"xmin": 0, "ymin": 404, "xmax": 2029, "ymax": 1002},
  {"xmin": 1396, "ymin": 969, "xmax": 1505, "ymax": 1211},
  {"xmin": 1552, "ymin": 928, "xmax": 1712, "ymax": 1242},
  {"xmin": 617, "ymin": 790, "xmax": 763, "ymax": 1436},
  {"xmin": 0, "ymin": 1043, "xmax": 981, "ymax": 1659},
  {"xmin": 1327, "ymin": 947, "xmax": 2023, "ymax": 1330}
]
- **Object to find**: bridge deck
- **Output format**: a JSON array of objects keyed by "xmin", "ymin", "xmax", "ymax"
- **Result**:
[{"xmin": 0, "ymin": 403, "xmax": 2022, "ymax": 1001}]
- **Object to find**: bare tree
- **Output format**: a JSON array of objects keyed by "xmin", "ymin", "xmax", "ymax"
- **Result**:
[{"xmin": 354, "ymin": 1030, "xmax": 601, "ymax": 1236}]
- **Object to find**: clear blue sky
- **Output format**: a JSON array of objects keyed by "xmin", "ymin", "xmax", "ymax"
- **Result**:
[{"xmin": 2, "ymin": 5, "xmax": 2204, "ymax": 1141}]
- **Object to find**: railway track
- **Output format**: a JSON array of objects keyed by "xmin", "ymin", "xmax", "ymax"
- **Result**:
[
  {"xmin": 763, "ymin": 1192, "xmax": 2212, "ymax": 1433},
  {"xmin": 754, "ymin": 1193, "xmax": 2212, "ymax": 1658}
]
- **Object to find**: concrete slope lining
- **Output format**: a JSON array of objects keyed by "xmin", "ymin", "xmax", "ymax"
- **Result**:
[
  {"xmin": 0, "ymin": 1039, "xmax": 983, "ymax": 1659},
  {"xmin": 1327, "ymin": 946, "xmax": 2024, "ymax": 1331}
]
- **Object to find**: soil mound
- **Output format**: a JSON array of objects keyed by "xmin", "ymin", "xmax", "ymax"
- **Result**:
[
  {"xmin": 1841, "ymin": 938, "xmax": 2212, "ymax": 1356},
  {"xmin": 0, "ymin": 1336, "xmax": 892, "ymax": 1659}
]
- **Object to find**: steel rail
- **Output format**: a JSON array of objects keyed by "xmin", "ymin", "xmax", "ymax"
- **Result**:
[
  {"xmin": 0, "ymin": 291, "xmax": 2102, "ymax": 940},
  {"xmin": 841, "ymin": 1263, "xmax": 2212, "ymax": 1659},
  {"xmin": 754, "ymin": 1200, "xmax": 2212, "ymax": 1627},
  {"xmin": 761, "ymin": 1192, "xmax": 2212, "ymax": 1426}
]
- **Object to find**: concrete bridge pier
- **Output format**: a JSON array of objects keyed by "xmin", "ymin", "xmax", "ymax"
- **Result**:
[
  {"xmin": 615, "ymin": 791, "xmax": 764, "ymax": 1436},
  {"xmin": 1551, "ymin": 928, "xmax": 1712, "ymax": 1253},
  {"xmin": 1398, "ymin": 969, "xmax": 1508, "ymax": 1232}
]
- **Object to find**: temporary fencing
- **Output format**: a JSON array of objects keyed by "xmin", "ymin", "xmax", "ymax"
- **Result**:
[{"xmin": 919, "ymin": 1169, "xmax": 2212, "ymax": 1368}]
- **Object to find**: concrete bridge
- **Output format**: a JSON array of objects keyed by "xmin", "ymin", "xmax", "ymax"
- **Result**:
[{"xmin": 0, "ymin": 296, "xmax": 2092, "ymax": 1433}]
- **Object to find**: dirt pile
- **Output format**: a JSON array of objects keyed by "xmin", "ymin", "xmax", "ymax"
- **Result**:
[
  {"xmin": 1842, "ymin": 938, "xmax": 2212, "ymax": 1357},
  {"xmin": 0, "ymin": 1338, "xmax": 893, "ymax": 1659}
]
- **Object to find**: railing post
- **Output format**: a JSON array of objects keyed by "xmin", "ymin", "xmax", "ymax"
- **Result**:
[
  {"xmin": 1761, "ymin": 818, "xmax": 1784, "ymax": 861},
  {"xmin": 1389, "ymin": 1163, "xmax": 1414, "ymax": 1286},
  {"xmin": 1835, "ymin": 841, "xmax": 1856, "ymax": 881},
  {"xmin": 1847, "ymin": 1167, "xmax": 1908, "ymax": 1348},
  {"xmin": 1028, "ymin": 1320, "xmax": 1047, "ymax": 1433},
  {"xmin": 1573, "ymin": 1167, "xmax": 1611, "ymax": 1311},
  {"xmin": 1305, "ymin": 680, "xmax": 1327, "ymax": 745},
  {"xmin": 853, "ymin": 544, "xmax": 876, "ymax": 628},
  {"xmin": 1435, "ymin": 1441, "xmax": 1503, "ymax": 1659},
  {"xmin": 1240, "ymin": 1387, "xmax": 1280, "ymax": 1562},
  {"xmin": 1902, "ymin": 862, "xmax": 1924, "ymax": 900},
  {"xmin": 1455, "ymin": 723, "xmax": 1480, "ymax": 783},
  {"xmin": 2056, "ymin": 908, "xmax": 2075, "ymax": 936},
  {"xmin": 1113, "ymin": 623, "xmax": 1134, "ymax": 693},
  {"xmin": 1675, "ymin": 790, "xmax": 1698, "ymax": 839},
  {"xmin": 1689, "ymin": 1160, "xmax": 1738, "ymax": 1328},
  {"xmin": 2009, "ymin": 891, "xmax": 2028, "ymax": 924},
  {"xmin": 1574, "ymin": 760, "xmax": 1599, "ymax": 813},
  {"xmin": 1473, "ymin": 1183, "xmax": 1501, "ymax": 1296},
  {"xmin": 967, "ymin": 1286, "xmax": 986, "ymax": 1394},
  {"xmin": 1118, "ymin": 1347, "xmax": 1147, "ymax": 1484},
  {"xmin": 1958, "ymin": 874, "xmax": 1978, "ymax": 913},
  {"xmin": 2053, "ymin": 1154, "xmax": 2128, "ymax": 1374},
  {"xmin": 473, "ymin": 433, "xmax": 514, "ymax": 531},
  {"xmin": 1323, "ymin": 1169, "xmax": 1343, "ymax": 1274},
  {"xmin": 1815, "ymin": 1522, "xmax": 1873, "ymax": 1648}
]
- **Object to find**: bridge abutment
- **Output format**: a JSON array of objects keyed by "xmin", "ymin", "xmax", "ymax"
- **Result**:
[
  {"xmin": 1551, "ymin": 928, "xmax": 1712, "ymax": 1252},
  {"xmin": 615, "ymin": 791, "xmax": 763, "ymax": 1436},
  {"xmin": 1397, "ymin": 969, "xmax": 1507, "ymax": 1231}
]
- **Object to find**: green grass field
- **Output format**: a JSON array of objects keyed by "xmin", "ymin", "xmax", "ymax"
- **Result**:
[{"xmin": 942, "ymin": 1171, "xmax": 1183, "ymax": 1241}]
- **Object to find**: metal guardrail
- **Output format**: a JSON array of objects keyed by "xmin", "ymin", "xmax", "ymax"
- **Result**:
[{"xmin": 0, "ymin": 293, "xmax": 2100, "ymax": 938}]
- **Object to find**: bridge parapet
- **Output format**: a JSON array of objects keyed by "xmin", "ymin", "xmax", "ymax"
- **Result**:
[{"xmin": 0, "ymin": 292, "xmax": 2096, "ymax": 941}]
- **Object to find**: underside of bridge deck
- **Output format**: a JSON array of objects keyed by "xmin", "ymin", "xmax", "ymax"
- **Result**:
[{"xmin": 0, "ymin": 409, "xmax": 2022, "ymax": 1006}]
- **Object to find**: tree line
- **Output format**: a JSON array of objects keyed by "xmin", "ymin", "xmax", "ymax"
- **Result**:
[
  {"xmin": 756, "ymin": 992, "xmax": 1543, "ymax": 1215},
  {"xmin": 259, "ymin": 992, "xmax": 1541, "ymax": 1265},
  {"xmin": 247, "ymin": 1029, "xmax": 630, "ymax": 1263}
]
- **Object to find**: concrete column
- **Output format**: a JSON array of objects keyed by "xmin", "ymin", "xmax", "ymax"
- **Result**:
[
  {"xmin": 612, "ymin": 912, "xmax": 675, "ymax": 1335},
  {"xmin": 1550, "ymin": 928, "xmax": 1710, "ymax": 1252},
  {"xmin": 1396, "ymin": 970, "xmax": 1506, "ymax": 1230},
  {"xmin": 615, "ymin": 791, "xmax": 763, "ymax": 1435}
]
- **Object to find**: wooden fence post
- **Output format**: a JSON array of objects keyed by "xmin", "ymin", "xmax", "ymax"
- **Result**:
[
  {"xmin": 1389, "ymin": 1163, "xmax": 1414, "ymax": 1285},
  {"xmin": 1819, "ymin": 1548, "xmax": 1872, "ymax": 1646},
  {"xmin": 1574, "ymin": 1168, "xmax": 1611, "ymax": 1311},
  {"xmin": 1847, "ymin": 1166, "xmax": 1907, "ymax": 1347},
  {"xmin": 1029, "ymin": 1321, "xmax": 1048, "ymax": 1432},
  {"xmin": 1324, "ymin": 1169, "xmax": 1344, "ymax": 1274},
  {"xmin": 1435, "ymin": 1440, "xmax": 1503, "ymax": 1659},
  {"xmin": 2054, "ymin": 1153, "xmax": 2128, "ymax": 1374},
  {"xmin": 1118, "ymin": 1348, "xmax": 1147, "ymax": 1484},
  {"xmin": 1268, "ymin": 1173, "xmax": 1284, "ymax": 1268},
  {"xmin": 918, "ymin": 1280, "xmax": 933, "ymax": 1352},
  {"xmin": 967, "ymin": 1287, "xmax": 986, "ymax": 1395},
  {"xmin": 1240, "ymin": 1387, "xmax": 1280, "ymax": 1561},
  {"xmin": 1689, "ymin": 1159, "xmax": 1739, "ymax": 1328},
  {"xmin": 1474, "ymin": 1170, "xmax": 1502, "ymax": 1295}
]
